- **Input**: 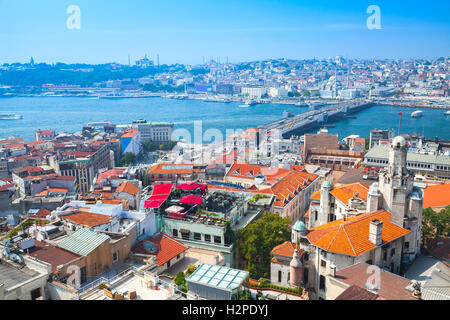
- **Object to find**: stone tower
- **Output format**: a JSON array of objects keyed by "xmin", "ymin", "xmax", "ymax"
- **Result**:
[
  {"xmin": 378, "ymin": 135, "xmax": 423, "ymax": 261},
  {"xmin": 319, "ymin": 179, "xmax": 333, "ymax": 226},
  {"xmin": 289, "ymin": 249, "xmax": 302, "ymax": 287},
  {"xmin": 378, "ymin": 136, "xmax": 414, "ymax": 226},
  {"xmin": 366, "ymin": 182, "xmax": 382, "ymax": 213}
]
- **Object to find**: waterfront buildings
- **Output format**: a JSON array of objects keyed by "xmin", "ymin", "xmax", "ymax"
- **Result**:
[
  {"xmin": 370, "ymin": 128, "xmax": 395, "ymax": 149},
  {"xmin": 131, "ymin": 120, "xmax": 174, "ymax": 144},
  {"xmin": 363, "ymin": 144, "xmax": 450, "ymax": 180}
]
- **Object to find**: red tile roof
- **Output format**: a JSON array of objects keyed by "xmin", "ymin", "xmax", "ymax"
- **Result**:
[
  {"xmin": 61, "ymin": 211, "xmax": 111, "ymax": 228},
  {"xmin": 121, "ymin": 130, "xmax": 138, "ymax": 138},
  {"xmin": 307, "ymin": 210, "xmax": 411, "ymax": 256},
  {"xmin": 27, "ymin": 240, "xmax": 80, "ymax": 273},
  {"xmin": 271, "ymin": 241, "xmax": 303, "ymax": 258},
  {"xmin": 97, "ymin": 168, "xmax": 125, "ymax": 183},
  {"xmin": 116, "ymin": 181, "xmax": 139, "ymax": 195},
  {"xmin": 131, "ymin": 233, "xmax": 187, "ymax": 266},
  {"xmin": 330, "ymin": 262, "xmax": 416, "ymax": 300},
  {"xmin": 426, "ymin": 238, "xmax": 450, "ymax": 266},
  {"xmin": 330, "ymin": 183, "xmax": 370, "ymax": 204}
]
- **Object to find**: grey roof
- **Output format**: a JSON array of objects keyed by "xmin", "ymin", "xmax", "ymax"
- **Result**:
[
  {"xmin": 57, "ymin": 228, "xmax": 110, "ymax": 256},
  {"xmin": 0, "ymin": 263, "xmax": 40, "ymax": 290},
  {"xmin": 187, "ymin": 263, "xmax": 249, "ymax": 292},
  {"xmin": 365, "ymin": 145, "xmax": 450, "ymax": 166},
  {"xmin": 422, "ymin": 262, "xmax": 450, "ymax": 300}
]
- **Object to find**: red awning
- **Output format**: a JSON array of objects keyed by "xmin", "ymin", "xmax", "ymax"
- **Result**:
[
  {"xmin": 176, "ymin": 183, "xmax": 207, "ymax": 191},
  {"xmin": 179, "ymin": 195, "xmax": 203, "ymax": 205},
  {"xmin": 144, "ymin": 183, "xmax": 174, "ymax": 209}
]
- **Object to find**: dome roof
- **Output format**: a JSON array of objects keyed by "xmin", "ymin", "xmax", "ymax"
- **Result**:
[
  {"xmin": 392, "ymin": 136, "xmax": 406, "ymax": 148},
  {"xmin": 292, "ymin": 220, "xmax": 306, "ymax": 231},
  {"xmin": 322, "ymin": 179, "xmax": 332, "ymax": 188}
]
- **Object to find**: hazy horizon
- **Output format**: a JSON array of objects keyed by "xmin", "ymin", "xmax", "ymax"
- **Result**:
[{"xmin": 1, "ymin": 0, "xmax": 449, "ymax": 65}]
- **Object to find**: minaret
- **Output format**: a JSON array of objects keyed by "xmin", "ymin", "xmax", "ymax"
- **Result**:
[
  {"xmin": 319, "ymin": 180, "xmax": 332, "ymax": 226},
  {"xmin": 378, "ymin": 136, "xmax": 414, "ymax": 227},
  {"xmin": 366, "ymin": 182, "xmax": 382, "ymax": 213},
  {"xmin": 289, "ymin": 249, "xmax": 302, "ymax": 287}
]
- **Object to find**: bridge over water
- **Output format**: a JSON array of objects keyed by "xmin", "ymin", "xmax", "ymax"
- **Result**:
[{"xmin": 258, "ymin": 100, "xmax": 375, "ymax": 138}]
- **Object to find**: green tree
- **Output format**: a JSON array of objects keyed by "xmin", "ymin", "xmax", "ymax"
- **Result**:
[
  {"xmin": 143, "ymin": 139, "xmax": 156, "ymax": 152},
  {"xmin": 422, "ymin": 206, "xmax": 450, "ymax": 245},
  {"xmin": 302, "ymin": 90, "xmax": 310, "ymax": 97},
  {"xmin": 238, "ymin": 212, "xmax": 291, "ymax": 279},
  {"xmin": 365, "ymin": 137, "xmax": 370, "ymax": 150},
  {"xmin": 185, "ymin": 264, "xmax": 197, "ymax": 277},
  {"xmin": 119, "ymin": 152, "xmax": 136, "ymax": 166}
]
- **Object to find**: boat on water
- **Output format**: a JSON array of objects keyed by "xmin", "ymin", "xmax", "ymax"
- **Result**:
[
  {"xmin": 445, "ymin": 110, "xmax": 450, "ymax": 115},
  {"xmin": 244, "ymin": 99, "xmax": 257, "ymax": 106},
  {"xmin": 411, "ymin": 110, "xmax": 423, "ymax": 118},
  {"xmin": 283, "ymin": 110, "xmax": 293, "ymax": 118},
  {"xmin": 0, "ymin": 113, "xmax": 23, "ymax": 120}
]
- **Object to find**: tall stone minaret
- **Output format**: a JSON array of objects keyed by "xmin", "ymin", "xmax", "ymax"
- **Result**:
[
  {"xmin": 379, "ymin": 136, "xmax": 423, "ymax": 260},
  {"xmin": 318, "ymin": 180, "xmax": 333, "ymax": 226},
  {"xmin": 378, "ymin": 136, "xmax": 414, "ymax": 227}
]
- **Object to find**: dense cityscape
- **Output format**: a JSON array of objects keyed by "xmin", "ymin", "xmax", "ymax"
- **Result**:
[
  {"xmin": 0, "ymin": 0, "xmax": 449, "ymax": 310},
  {"xmin": 1, "ymin": 56, "xmax": 449, "ymax": 108}
]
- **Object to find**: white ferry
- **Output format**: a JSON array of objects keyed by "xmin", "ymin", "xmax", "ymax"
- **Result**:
[
  {"xmin": 0, "ymin": 113, "xmax": 23, "ymax": 120},
  {"xmin": 411, "ymin": 110, "xmax": 423, "ymax": 118}
]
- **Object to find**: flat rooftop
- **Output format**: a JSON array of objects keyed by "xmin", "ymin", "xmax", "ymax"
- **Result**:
[
  {"xmin": 0, "ymin": 262, "xmax": 40, "ymax": 290},
  {"xmin": 82, "ymin": 274, "xmax": 180, "ymax": 300}
]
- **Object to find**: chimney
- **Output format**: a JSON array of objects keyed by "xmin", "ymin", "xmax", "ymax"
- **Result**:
[{"xmin": 369, "ymin": 219, "xmax": 383, "ymax": 246}]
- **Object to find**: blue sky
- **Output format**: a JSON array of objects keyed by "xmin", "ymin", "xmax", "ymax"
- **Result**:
[{"xmin": 1, "ymin": 0, "xmax": 449, "ymax": 65}]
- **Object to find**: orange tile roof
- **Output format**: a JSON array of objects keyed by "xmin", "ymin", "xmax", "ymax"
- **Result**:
[
  {"xmin": 271, "ymin": 241, "xmax": 303, "ymax": 258},
  {"xmin": 97, "ymin": 168, "xmax": 126, "ymax": 182},
  {"xmin": 423, "ymin": 183, "xmax": 450, "ymax": 208},
  {"xmin": 330, "ymin": 183, "xmax": 369, "ymax": 205},
  {"xmin": 148, "ymin": 163, "xmax": 196, "ymax": 175},
  {"xmin": 226, "ymin": 162, "xmax": 291, "ymax": 181},
  {"xmin": 311, "ymin": 190, "xmax": 321, "ymax": 200},
  {"xmin": 116, "ymin": 181, "xmax": 139, "ymax": 195},
  {"xmin": 121, "ymin": 130, "xmax": 138, "ymax": 138},
  {"xmin": 304, "ymin": 208, "xmax": 310, "ymax": 218},
  {"xmin": 131, "ymin": 233, "xmax": 187, "ymax": 266},
  {"xmin": 270, "ymin": 170, "xmax": 319, "ymax": 207},
  {"xmin": 307, "ymin": 210, "xmax": 411, "ymax": 256},
  {"xmin": 62, "ymin": 211, "xmax": 111, "ymax": 228}
]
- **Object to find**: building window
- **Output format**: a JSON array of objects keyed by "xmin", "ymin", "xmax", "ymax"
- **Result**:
[
  {"xmin": 278, "ymin": 270, "xmax": 282, "ymax": 283},
  {"xmin": 214, "ymin": 236, "xmax": 222, "ymax": 244},
  {"xmin": 204, "ymin": 234, "xmax": 211, "ymax": 242},
  {"xmin": 391, "ymin": 248, "xmax": 395, "ymax": 257},
  {"xmin": 167, "ymin": 260, "xmax": 171, "ymax": 268},
  {"xmin": 181, "ymin": 232, "xmax": 190, "ymax": 240},
  {"xmin": 194, "ymin": 232, "xmax": 201, "ymax": 240},
  {"xmin": 383, "ymin": 251, "xmax": 387, "ymax": 261},
  {"xmin": 405, "ymin": 242, "xmax": 410, "ymax": 249},
  {"xmin": 112, "ymin": 251, "xmax": 118, "ymax": 263},
  {"xmin": 319, "ymin": 275, "xmax": 326, "ymax": 291},
  {"xmin": 321, "ymin": 260, "xmax": 326, "ymax": 268},
  {"xmin": 172, "ymin": 229, "xmax": 178, "ymax": 237}
]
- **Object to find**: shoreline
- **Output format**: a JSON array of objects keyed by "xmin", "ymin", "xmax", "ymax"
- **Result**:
[{"xmin": 2, "ymin": 94, "xmax": 449, "ymax": 110}]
